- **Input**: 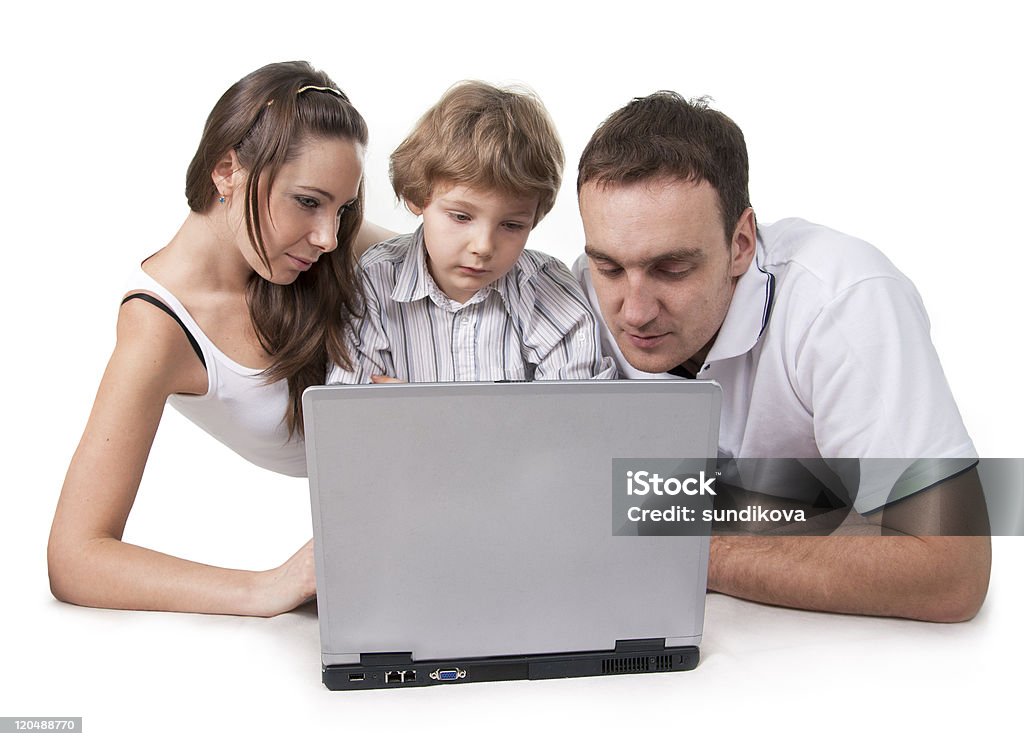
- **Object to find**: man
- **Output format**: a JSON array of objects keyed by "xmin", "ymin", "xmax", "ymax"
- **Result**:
[{"xmin": 574, "ymin": 92, "xmax": 990, "ymax": 622}]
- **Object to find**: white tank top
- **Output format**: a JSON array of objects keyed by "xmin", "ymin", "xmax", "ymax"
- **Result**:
[{"xmin": 125, "ymin": 266, "xmax": 308, "ymax": 477}]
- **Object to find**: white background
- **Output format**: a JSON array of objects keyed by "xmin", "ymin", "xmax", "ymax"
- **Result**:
[{"xmin": 1, "ymin": 1, "xmax": 1021, "ymax": 742}]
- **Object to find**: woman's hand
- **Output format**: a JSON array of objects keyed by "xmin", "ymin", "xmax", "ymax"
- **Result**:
[{"xmin": 255, "ymin": 539, "xmax": 317, "ymax": 617}]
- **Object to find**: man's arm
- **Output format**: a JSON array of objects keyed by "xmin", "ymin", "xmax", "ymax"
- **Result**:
[
  {"xmin": 353, "ymin": 220, "xmax": 398, "ymax": 258},
  {"xmin": 707, "ymin": 468, "xmax": 992, "ymax": 622},
  {"xmin": 709, "ymin": 260, "xmax": 991, "ymax": 621}
]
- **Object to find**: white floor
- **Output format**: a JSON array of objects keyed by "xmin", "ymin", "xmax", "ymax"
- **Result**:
[{"xmin": 5, "ymin": 519, "xmax": 1020, "ymax": 742}]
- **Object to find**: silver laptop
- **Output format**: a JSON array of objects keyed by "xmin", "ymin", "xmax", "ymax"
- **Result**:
[{"xmin": 303, "ymin": 379, "xmax": 721, "ymax": 690}]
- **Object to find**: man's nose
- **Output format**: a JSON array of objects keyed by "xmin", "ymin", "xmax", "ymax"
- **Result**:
[{"xmin": 620, "ymin": 277, "xmax": 659, "ymax": 328}]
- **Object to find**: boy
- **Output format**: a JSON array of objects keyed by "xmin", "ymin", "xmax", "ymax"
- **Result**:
[{"xmin": 329, "ymin": 81, "xmax": 615, "ymax": 384}]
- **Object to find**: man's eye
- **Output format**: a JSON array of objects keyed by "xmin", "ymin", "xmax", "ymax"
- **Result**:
[
  {"xmin": 596, "ymin": 265, "xmax": 623, "ymax": 277},
  {"xmin": 657, "ymin": 265, "xmax": 693, "ymax": 278}
]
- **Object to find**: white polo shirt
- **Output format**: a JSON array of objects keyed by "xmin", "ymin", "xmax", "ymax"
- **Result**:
[{"xmin": 574, "ymin": 218, "xmax": 977, "ymax": 513}]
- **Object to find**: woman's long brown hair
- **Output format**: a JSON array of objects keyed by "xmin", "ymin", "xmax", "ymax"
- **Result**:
[{"xmin": 184, "ymin": 61, "xmax": 367, "ymax": 437}]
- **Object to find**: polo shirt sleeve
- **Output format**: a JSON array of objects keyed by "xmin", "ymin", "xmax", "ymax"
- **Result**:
[
  {"xmin": 791, "ymin": 274, "xmax": 976, "ymax": 512},
  {"xmin": 520, "ymin": 257, "xmax": 617, "ymax": 380}
]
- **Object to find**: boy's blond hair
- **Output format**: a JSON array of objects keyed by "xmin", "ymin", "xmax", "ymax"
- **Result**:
[{"xmin": 390, "ymin": 81, "xmax": 564, "ymax": 225}]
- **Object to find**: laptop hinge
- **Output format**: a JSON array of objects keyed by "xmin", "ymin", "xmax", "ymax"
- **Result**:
[
  {"xmin": 359, "ymin": 652, "xmax": 414, "ymax": 666},
  {"xmin": 614, "ymin": 638, "xmax": 666, "ymax": 653}
]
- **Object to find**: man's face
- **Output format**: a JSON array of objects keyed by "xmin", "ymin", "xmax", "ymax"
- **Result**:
[{"xmin": 579, "ymin": 177, "xmax": 754, "ymax": 373}]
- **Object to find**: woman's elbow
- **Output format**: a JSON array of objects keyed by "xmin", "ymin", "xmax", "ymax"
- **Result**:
[
  {"xmin": 47, "ymin": 549, "xmax": 72, "ymax": 604},
  {"xmin": 47, "ymin": 531, "xmax": 77, "ymax": 604},
  {"xmin": 46, "ymin": 530, "xmax": 95, "ymax": 606}
]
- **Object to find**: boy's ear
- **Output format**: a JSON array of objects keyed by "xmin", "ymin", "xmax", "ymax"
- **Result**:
[
  {"xmin": 211, "ymin": 149, "xmax": 244, "ymax": 200},
  {"xmin": 403, "ymin": 197, "xmax": 424, "ymax": 217}
]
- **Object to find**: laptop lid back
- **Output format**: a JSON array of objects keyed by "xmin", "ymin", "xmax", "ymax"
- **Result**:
[{"xmin": 303, "ymin": 380, "xmax": 720, "ymax": 667}]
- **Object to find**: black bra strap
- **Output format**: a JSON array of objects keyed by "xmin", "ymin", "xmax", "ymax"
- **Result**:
[{"xmin": 121, "ymin": 293, "xmax": 207, "ymax": 370}]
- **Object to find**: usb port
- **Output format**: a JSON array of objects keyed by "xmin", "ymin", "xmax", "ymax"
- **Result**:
[{"xmin": 349, "ymin": 673, "xmax": 365, "ymax": 682}]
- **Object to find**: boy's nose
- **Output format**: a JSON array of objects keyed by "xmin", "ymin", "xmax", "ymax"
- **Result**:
[{"xmin": 470, "ymin": 228, "xmax": 495, "ymax": 259}]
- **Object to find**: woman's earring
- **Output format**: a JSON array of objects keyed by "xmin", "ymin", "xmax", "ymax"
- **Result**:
[{"xmin": 218, "ymin": 195, "xmax": 226, "ymax": 204}]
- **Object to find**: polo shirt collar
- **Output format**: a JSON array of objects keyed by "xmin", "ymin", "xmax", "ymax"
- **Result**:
[{"xmin": 705, "ymin": 236, "xmax": 776, "ymax": 363}]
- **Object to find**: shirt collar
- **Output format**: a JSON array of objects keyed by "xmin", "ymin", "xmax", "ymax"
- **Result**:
[
  {"xmin": 391, "ymin": 226, "xmax": 432, "ymax": 303},
  {"xmin": 391, "ymin": 225, "xmax": 514, "ymax": 314},
  {"xmin": 705, "ymin": 234, "xmax": 776, "ymax": 363}
]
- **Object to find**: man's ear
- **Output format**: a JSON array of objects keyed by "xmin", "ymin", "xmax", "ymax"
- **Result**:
[
  {"xmin": 729, "ymin": 207, "xmax": 757, "ymax": 278},
  {"xmin": 211, "ymin": 149, "xmax": 244, "ymax": 200}
]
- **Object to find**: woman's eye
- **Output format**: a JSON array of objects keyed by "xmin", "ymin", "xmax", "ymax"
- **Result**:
[{"xmin": 296, "ymin": 196, "xmax": 319, "ymax": 209}]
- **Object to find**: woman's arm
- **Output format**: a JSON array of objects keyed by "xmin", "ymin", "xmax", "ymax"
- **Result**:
[
  {"xmin": 47, "ymin": 299, "xmax": 314, "ymax": 617},
  {"xmin": 353, "ymin": 220, "xmax": 398, "ymax": 258}
]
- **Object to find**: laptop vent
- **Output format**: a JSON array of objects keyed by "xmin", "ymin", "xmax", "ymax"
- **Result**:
[{"xmin": 601, "ymin": 655, "xmax": 673, "ymax": 675}]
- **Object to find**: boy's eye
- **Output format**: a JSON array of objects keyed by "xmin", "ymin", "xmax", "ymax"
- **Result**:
[
  {"xmin": 502, "ymin": 222, "xmax": 526, "ymax": 232},
  {"xmin": 448, "ymin": 212, "xmax": 471, "ymax": 222}
]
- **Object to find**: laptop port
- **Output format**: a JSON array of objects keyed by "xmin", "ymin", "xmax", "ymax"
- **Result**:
[
  {"xmin": 349, "ymin": 673, "xmax": 365, "ymax": 682},
  {"xmin": 385, "ymin": 671, "xmax": 401, "ymax": 684},
  {"xmin": 429, "ymin": 668, "xmax": 466, "ymax": 682},
  {"xmin": 404, "ymin": 670, "xmax": 416, "ymax": 682}
]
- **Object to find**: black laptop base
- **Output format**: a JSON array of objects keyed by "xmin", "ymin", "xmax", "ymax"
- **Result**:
[{"xmin": 323, "ymin": 642, "xmax": 699, "ymax": 691}]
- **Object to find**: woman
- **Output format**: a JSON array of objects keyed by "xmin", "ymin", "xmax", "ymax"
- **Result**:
[{"xmin": 48, "ymin": 61, "xmax": 387, "ymax": 617}]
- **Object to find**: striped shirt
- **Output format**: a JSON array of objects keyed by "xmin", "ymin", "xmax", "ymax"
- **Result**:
[{"xmin": 328, "ymin": 228, "xmax": 616, "ymax": 383}]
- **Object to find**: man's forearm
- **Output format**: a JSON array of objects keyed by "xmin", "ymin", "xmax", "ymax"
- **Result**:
[{"xmin": 707, "ymin": 534, "xmax": 991, "ymax": 622}]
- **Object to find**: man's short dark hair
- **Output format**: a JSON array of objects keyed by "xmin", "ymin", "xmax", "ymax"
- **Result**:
[{"xmin": 577, "ymin": 92, "xmax": 751, "ymax": 242}]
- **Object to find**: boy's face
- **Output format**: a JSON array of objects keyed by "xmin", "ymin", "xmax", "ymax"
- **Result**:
[{"xmin": 412, "ymin": 183, "xmax": 538, "ymax": 303}]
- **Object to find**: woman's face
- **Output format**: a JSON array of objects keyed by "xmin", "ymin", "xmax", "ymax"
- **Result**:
[{"xmin": 231, "ymin": 137, "xmax": 365, "ymax": 284}]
